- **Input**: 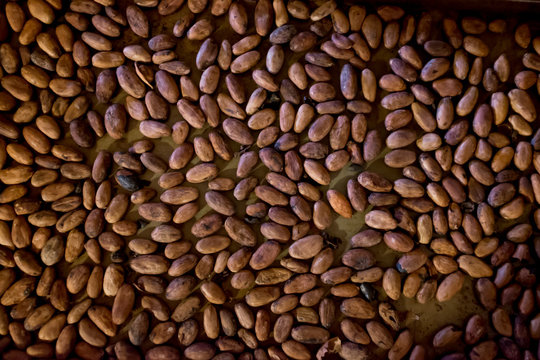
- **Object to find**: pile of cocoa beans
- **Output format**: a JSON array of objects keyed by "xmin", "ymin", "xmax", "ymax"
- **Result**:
[{"xmin": 0, "ymin": 0, "xmax": 539, "ymax": 359}]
